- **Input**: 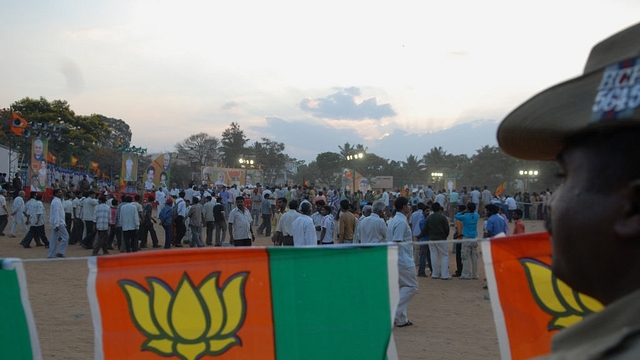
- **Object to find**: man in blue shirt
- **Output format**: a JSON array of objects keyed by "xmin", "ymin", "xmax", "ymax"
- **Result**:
[
  {"xmin": 455, "ymin": 202, "xmax": 480, "ymax": 279},
  {"xmin": 484, "ymin": 204, "xmax": 506, "ymax": 237}
]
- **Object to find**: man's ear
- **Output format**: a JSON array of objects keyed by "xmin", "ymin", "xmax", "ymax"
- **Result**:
[{"xmin": 614, "ymin": 179, "xmax": 640, "ymax": 239}]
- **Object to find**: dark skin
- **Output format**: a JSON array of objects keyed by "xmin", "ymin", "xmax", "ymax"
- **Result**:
[
  {"xmin": 229, "ymin": 198, "xmax": 255, "ymax": 243},
  {"xmin": 547, "ymin": 135, "xmax": 640, "ymax": 306}
]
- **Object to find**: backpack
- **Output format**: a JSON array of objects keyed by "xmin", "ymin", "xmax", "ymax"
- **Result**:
[{"xmin": 171, "ymin": 199, "xmax": 181, "ymax": 221}]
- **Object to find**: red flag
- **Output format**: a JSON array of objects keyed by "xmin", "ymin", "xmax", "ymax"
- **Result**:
[
  {"xmin": 70, "ymin": 156, "xmax": 79, "ymax": 166},
  {"xmin": 90, "ymin": 161, "xmax": 99, "ymax": 171},
  {"xmin": 9, "ymin": 111, "xmax": 28, "ymax": 136},
  {"xmin": 47, "ymin": 152, "xmax": 57, "ymax": 164}
]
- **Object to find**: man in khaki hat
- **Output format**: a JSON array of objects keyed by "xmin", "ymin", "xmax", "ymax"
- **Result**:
[{"xmin": 498, "ymin": 22, "xmax": 640, "ymax": 358}]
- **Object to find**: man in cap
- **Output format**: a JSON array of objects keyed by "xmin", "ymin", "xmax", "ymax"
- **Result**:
[{"xmin": 497, "ymin": 22, "xmax": 640, "ymax": 358}]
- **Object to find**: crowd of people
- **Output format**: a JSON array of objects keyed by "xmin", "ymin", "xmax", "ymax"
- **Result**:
[{"xmin": 5, "ymin": 178, "xmax": 538, "ymax": 328}]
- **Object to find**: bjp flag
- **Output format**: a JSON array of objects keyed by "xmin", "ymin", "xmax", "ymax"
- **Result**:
[
  {"xmin": 90, "ymin": 161, "xmax": 99, "ymax": 171},
  {"xmin": 9, "ymin": 110, "xmax": 28, "ymax": 136},
  {"xmin": 495, "ymin": 182, "xmax": 507, "ymax": 196},
  {"xmin": 0, "ymin": 259, "xmax": 42, "ymax": 359},
  {"xmin": 88, "ymin": 246, "xmax": 399, "ymax": 360},
  {"xmin": 481, "ymin": 232, "xmax": 604, "ymax": 360},
  {"xmin": 70, "ymin": 156, "xmax": 79, "ymax": 166}
]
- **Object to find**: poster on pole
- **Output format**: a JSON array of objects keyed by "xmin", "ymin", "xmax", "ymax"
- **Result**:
[
  {"xmin": 121, "ymin": 153, "xmax": 138, "ymax": 183},
  {"xmin": 30, "ymin": 138, "xmax": 48, "ymax": 192},
  {"xmin": 148, "ymin": 153, "xmax": 171, "ymax": 190}
]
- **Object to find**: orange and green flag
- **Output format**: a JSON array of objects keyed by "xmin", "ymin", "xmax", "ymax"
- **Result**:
[
  {"xmin": 481, "ymin": 232, "xmax": 604, "ymax": 359},
  {"xmin": 0, "ymin": 259, "xmax": 42, "ymax": 359},
  {"xmin": 495, "ymin": 182, "xmax": 507, "ymax": 196},
  {"xmin": 88, "ymin": 246, "xmax": 399, "ymax": 360}
]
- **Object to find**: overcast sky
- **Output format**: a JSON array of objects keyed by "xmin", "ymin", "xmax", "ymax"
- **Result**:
[{"xmin": 1, "ymin": 1, "xmax": 639, "ymax": 163}]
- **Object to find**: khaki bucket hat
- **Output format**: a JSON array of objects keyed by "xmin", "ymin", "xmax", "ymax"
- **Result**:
[{"xmin": 498, "ymin": 22, "xmax": 640, "ymax": 161}]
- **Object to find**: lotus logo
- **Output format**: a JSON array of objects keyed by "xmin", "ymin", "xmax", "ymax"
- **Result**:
[
  {"xmin": 119, "ymin": 271, "xmax": 249, "ymax": 360},
  {"xmin": 520, "ymin": 259, "xmax": 603, "ymax": 330}
]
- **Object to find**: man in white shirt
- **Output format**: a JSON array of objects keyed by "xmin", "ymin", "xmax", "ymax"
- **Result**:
[
  {"xmin": 358, "ymin": 200, "xmax": 387, "ymax": 244},
  {"xmin": 504, "ymin": 194, "xmax": 517, "ymax": 222},
  {"xmin": 9, "ymin": 190, "xmax": 27, "ymax": 237},
  {"xmin": 48, "ymin": 188, "xmax": 69, "ymax": 258},
  {"xmin": 156, "ymin": 186, "xmax": 166, "ymax": 216},
  {"xmin": 228, "ymin": 196, "xmax": 254, "ymax": 246},
  {"xmin": 81, "ymin": 191, "xmax": 99, "ymax": 249},
  {"xmin": 292, "ymin": 202, "xmax": 316, "ymax": 246},
  {"xmin": 470, "ymin": 187, "xmax": 481, "ymax": 213},
  {"xmin": 120, "ymin": 195, "xmax": 140, "ymax": 253},
  {"xmin": 0, "ymin": 189, "xmax": 8, "ymax": 236},
  {"xmin": 319, "ymin": 205, "xmax": 336, "ymax": 244},
  {"xmin": 381, "ymin": 188, "xmax": 390, "ymax": 214},
  {"xmin": 387, "ymin": 196, "xmax": 418, "ymax": 327},
  {"xmin": 275, "ymin": 200, "xmax": 301, "ymax": 246}
]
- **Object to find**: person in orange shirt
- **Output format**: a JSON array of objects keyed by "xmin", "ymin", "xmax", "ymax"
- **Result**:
[{"xmin": 512, "ymin": 209, "xmax": 525, "ymax": 235}]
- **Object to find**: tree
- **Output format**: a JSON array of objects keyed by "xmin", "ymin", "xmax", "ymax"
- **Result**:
[
  {"xmin": 175, "ymin": 133, "xmax": 220, "ymax": 170},
  {"xmin": 423, "ymin": 146, "xmax": 449, "ymax": 169},
  {"xmin": 3, "ymin": 97, "xmax": 111, "ymax": 168},
  {"xmin": 98, "ymin": 115, "xmax": 132, "ymax": 148},
  {"xmin": 251, "ymin": 138, "xmax": 287, "ymax": 184},
  {"xmin": 401, "ymin": 154, "xmax": 426, "ymax": 185},
  {"xmin": 463, "ymin": 145, "xmax": 517, "ymax": 189},
  {"xmin": 220, "ymin": 122, "xmax": 248, "ymax": 167},
  {"xmin": 314, "ymin": 152, "xmax": 343, "ymax": 185}
]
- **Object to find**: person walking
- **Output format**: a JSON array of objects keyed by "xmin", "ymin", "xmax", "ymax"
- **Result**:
[
  {"xmin": 9, "ymin": 190, "xmax": 27, "ymax": 237},
  {"xmin": 47, "ymin": 189, "xmax": 69, "ymax": 258}
]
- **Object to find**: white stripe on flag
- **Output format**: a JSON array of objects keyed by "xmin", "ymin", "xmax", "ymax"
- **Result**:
[
  {"xmin": 481, "ymin": 239, "xmax": 511, "ymax": 360},
  {"xmin": 87, "ymin": 257, "xmax": 104, "ymax": 360},
  {"xmin": 3, "ymin": 258, "xmax": 42, "ymax": 360},
  {"xmin": 386, "ymin": 246, "xmax": 399, "ymax": 360}
]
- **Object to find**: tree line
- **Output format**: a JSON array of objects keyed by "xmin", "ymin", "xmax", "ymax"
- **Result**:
[{"xmin": 2, "ymin": 97, "xmax": 560, "ymax": 193}]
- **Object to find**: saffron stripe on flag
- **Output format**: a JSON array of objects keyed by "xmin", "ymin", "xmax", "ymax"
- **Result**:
[{"xmin": 0, "ymin": 258, "xmax": 42, "ymax": 360}]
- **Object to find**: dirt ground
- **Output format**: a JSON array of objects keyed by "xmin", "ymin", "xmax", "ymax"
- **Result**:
[{"xmin": 0, "ymin": 209, "xmax": 547, "ymax": 359}]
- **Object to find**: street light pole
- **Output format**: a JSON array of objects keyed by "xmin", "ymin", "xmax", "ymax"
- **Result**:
[
  {"xmin": 346, "ymin": 152, "xmax": 364, "ymax": 199},
  {"xmin": 518, "ymin": 170, "xmax": 539, "ymax": 192}
]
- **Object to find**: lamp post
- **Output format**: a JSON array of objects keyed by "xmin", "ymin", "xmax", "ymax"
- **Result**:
[
  {"xmin": 238, "ymin": 155, "xmax": 256, "ymax": 186},
  {"xmin": 431, "ymin": 172, "xmax": 443, "ymax": 190},
  {"xmin": 346, "ymin": 152, "xmax": 364, "ymax": 197},
  {"xmin": 518, "ymin": 170, "xmax": 539, "ymax": 192}
]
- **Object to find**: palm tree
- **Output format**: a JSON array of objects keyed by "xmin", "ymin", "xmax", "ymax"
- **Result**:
[{"xmin": 402, "ymin": 154, "xmax": 425, "ymax": 185}]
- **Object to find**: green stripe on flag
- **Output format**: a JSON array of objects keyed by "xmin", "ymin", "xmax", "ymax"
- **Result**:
[
  {"xmin": 0, "ymin": 259, "xmax": 41, "ymax": 359},
  {"xmin": 268, "ymin": 246, "xmax": 395, "ymax": 359}
]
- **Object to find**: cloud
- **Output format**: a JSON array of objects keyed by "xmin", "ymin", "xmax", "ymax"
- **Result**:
[
  {"xmin": 248, "ymin": 116, "xmax": 499, "ymax": 164},
  {"xmin": 58, "ymin": 58, "xmax": 85, "ymax": 94},
  {"xmin": 220, "ymin": 101, "xmax": 240, "ymax": 111},
  {"xmin": 300, "ymin": 87, "xmax": 396, "ymax": 120}
]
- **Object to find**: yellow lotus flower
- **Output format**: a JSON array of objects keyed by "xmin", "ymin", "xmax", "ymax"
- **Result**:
[
  {"xmin": 119, "ymin": 271, "xmax": 248, "ymax": 360},
  {"xmin": 520, "ymin": 259, "xmax": 603, "ymax": 330}
]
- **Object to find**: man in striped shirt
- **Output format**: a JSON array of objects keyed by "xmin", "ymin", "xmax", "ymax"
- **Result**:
[{"xmin": 92, "ymin": 195, "xmax": 110, "ymax": 256}]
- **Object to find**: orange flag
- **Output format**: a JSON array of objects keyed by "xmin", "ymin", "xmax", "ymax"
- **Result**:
[
  {"xmin": 70, "ymin": 156, "xmax": 79, "ymax": 166},
  {"xmin": 90, "ymin": 161, "xmax": 99, "ymax": 171},
  {"xmin": 47, "ymin": 152, "xmax": 57, "ymax": 164},
  {"xmin": 87, "ymin": 247, "xmax": 398, "ymax": 360},
  {"xmin": 481, "ymin": 232, "xmax": 604, "ymax": 359},
  {"xmin": 495, "ymin": 182, "xmax": 506, "ymax": 196},
  {"xmin": 9, "ymin": 111, "xmax": 28, "ymax": 136}
]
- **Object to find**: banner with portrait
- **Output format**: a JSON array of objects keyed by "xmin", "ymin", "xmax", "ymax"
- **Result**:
[
  {"xmin": 30, "ymin": 138, "xmax": 48, "ymax": 191},
  {"xmin": 342, "ymin": 168, "xmax": 368, "ymax": 193},
  {"xmin": 201, "ymin": 167, "xmax": 262, "ymax": 187},
  {"xmin": 147, "ymin": 153, "xmax": 171, "ymax": 190},
  {"xmin": 245, "ymin": 169, "xmax": 263, "ymax": 187},
  {"xmin": 121, "ymin": 153, "xmax": 138, "ymax": 183}
]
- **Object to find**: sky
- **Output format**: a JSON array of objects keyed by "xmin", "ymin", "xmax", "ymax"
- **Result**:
[{"xmin": 1, "ymin": 0, "xmax": 639, "ymax": 163}]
